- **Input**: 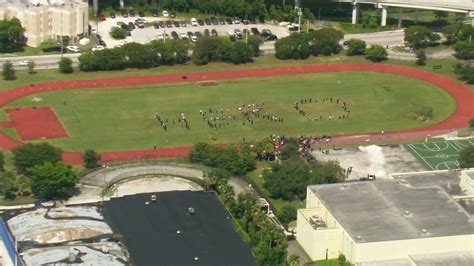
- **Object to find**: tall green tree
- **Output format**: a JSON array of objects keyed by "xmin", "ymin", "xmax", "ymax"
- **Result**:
[
  {"xmin": 459, "ymin": 146, "xmax": 474, "ymax": 168},
  {"xmin": 12, "ymin": 143, "xmax": 62, "ymax": 174},
  {"xmin": 83, "ymin": 149, "xmax": 101, "ymax": 169},
  {"xmin": 28, "ymin": 161, "xmax": 78, "ymax": 199},
  {"xmin": 404, "ymin": 26, "xmax": 440, "ymax": 48},
  {"xmin": 0, "ymin": 18, "xmax": 25, "ymax": 52},
  {"xmin": 2, "ymin": 61, "xmax": 16, "ymax": 80}
]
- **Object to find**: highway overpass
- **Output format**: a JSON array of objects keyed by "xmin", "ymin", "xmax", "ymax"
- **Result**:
[{"xmin": 335, "ymin": 0, "xmax": 474, "ymax": 26}]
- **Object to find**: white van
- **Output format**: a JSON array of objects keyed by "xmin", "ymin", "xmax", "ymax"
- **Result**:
[{"xmin": 191, "ymin": 18, "xmax": 198, "ymax": 26}]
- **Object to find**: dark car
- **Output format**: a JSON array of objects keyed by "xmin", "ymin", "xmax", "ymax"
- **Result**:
[
  {"xmin": 170, "ymin": 12, "xmax": 176, "ymax": 18},
  {"xmin": 171, "ymin": 31, "xmax": 179, "ymax": 39},
  {"xmin": 138, "ymin": 11, "xmax": 145, "ymax": 17},
  {"xmin": 129, "ymin": 10, "xmax": 135, "ymax": 17},
  {"xmin": 187, "ymin": 31, "xmax": 194, "ymax": 38},
  {"xmin": 194, "ymin": 31, "xmax": 202, "ymax": 38},
  {"xmin": 218, "ymin": 17, "xmax": 225, "ymax": 25},
  {"xmin": 242, "ymin": 19, "xmax": 249, "ymax": 25},
  {"xmin": 158, "ymin": 21, "xmax": 165, "ymax": 28},
  {"xmin": 99, "ymin": 40, "xmax": 106, "ymax": 47},
  {"xmin": 117, "ymin": 21, "xmax": 125, "ymax": 26},
  {"xmin": 265, "ymin": 34, "xmax": 277, "ymax": 41},
  {"xmin": 210, "ymin": 17, "xmax": 218, "ymax": 25},
  {"xmin": 152, "ymin": 9, "xmax": 158, "ymax": 17},
  {"xmin": 110, "ymin": 12, "xmax": 116, "ymax": 19},
  {"xmin": 204, "ymin": 18, "xmax": 211, "ymax": 25},
  {"xmin": 197, "ymin": 19, "xmax": 204, "ymax": 26},
  {"xmin": 126, "ymin": 30, "xmax": 131, "ymax": 36},
  {"xmin": 251, "ymin": 27, "xmax": 259, "ymax": 35},
  {"xmin": 288, "ymin": 25, "xmax": 299, "ymax": 31},
  {"xmin": 261, "ymin": 29, "xmax": 272, "ymax": 37},
  {"xmin": 96, "ymin": 34, "xmax": 102, "ymax": 40},
  {"xmin": 122, "ymin": 10, "xmax": 128, "ymax": 18},
  {"xmin": 165, "ymin": 20, "xmax": 172, "ymax": 28},
  {"xmin": 173, "ymin": 21, "xmax": 180, "ymax": 27},
  {"xmin": 128, "ymin": 22, "xmax": 135, "ymax": 29},
  {"xmin": 153, "ymin": 23, "xmax": 159, "ymax": 29},
  {"xmin": 225, "ymin": 18, "xmax": 233, "ymax": 24},
  {"xmin": 204, "ymin": 29, "xmax": 210, "ymax": 36},
  {"xmin": 180, "ymin": 21, "xmax": 187, "ymax": 27},
  {"xmin": 211, "ymin": 29, "xmax": 218, "ymax": 36},
  {"xmin": 250, "ymin": 18, "xmax": 256, "ymax": 24}
]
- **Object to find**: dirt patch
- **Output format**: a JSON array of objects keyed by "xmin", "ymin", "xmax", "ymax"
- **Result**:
[{"xmin": 198, "ymin": 80, "xmax": 219, "ymax": 86}]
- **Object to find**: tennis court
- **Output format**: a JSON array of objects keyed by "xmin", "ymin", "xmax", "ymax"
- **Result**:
[{"xmin": 404, "ymin": 138, "xmax": 474, "ymax": 170}]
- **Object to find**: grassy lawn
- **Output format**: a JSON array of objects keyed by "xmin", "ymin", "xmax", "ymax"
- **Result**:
[{"xmin": 3, "ymin": 71, "xmax": 455, "ymax": 152}]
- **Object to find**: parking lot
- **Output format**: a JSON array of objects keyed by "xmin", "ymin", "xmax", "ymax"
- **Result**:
[{"xmin": 96, "ymin": 15, "xmax": 290, "ymax": 49}]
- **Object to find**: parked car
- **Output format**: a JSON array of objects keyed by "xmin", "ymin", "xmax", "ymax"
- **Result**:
[
  {"xmin": 122, "ymin": 10, "xmax": 128, "ymax": 18},
  {"xmin": 128, "ymin": 22, "xmax": 135, "ymax": 30},
  {"xmin": 225, "ymin": 18, "xmax": 233, "ymax": 24},
  {"xmin": 204, "ymin": 18, "xmax": 211, "ymax": 25},
  {"xmin": 180, "ymin": 32, "xmax": 188, "ymax": 39},
  {"xmin": 187, "ymin": 31, "xmax": 194, "ymax": 38},
  {"xmin": 190, "ymin": 35, "xmax": 198, "ymax": 42},
  {"xmin": 233, "ymin": 17, "xmax": 241, "ymax": 24},
  {"xmin": 19, "ymin": 60, "xmax": 30, "ymax": 66},
  {"xmin": 191, "ymin": 18, "xmax": 198, "ymax": 26},
  {"xmin": 110, "ymin": 12, "xmax": 116, "ymax": 19},
  {"xmin": 66, "ymin": 45, "xmax": 80, "ymax": 53},
  {"xmin": 153, "ymin": 23, "xmax": 159, "ymax": 29},
  {"xmin": 165, "ymin": 20, "xmax": 172, "ymax": 28},
  {"xmin": 139, "ymin": 11, "xmax": 145, "ymax": 17},
  {"xmin": 137, "ymin": 22, "xmax": 145, "ymax": 28},
  {"xmin": 180, "ymin": 21, "xmax": 187, "ymax": 27},
  {"xmin": 211, "ymin": 17, "xmax": 218, "ymax": 25},
  {"xmin": 194, "ymin": 31, "xmax": 202, "ymax": 38},
  {"xmin": 171, "ymin": 31, "xmax": 179, "ymax": 39},
  {"xmin": 234, "ymin": 28, "xmax": 242, "ymax": 38},
  {"xmin": 261, "ymin": 29, "xmax": 272, "ymax": 37},
  {"xmin": 228, "ymin": 29, "xmax": 235, "ymax": 35},
  {"xmin": 129, "ymin": 10, "xmax": 135, "ymax": 17},
  {"xmin": 242, "ymin": 19, "xmax": 249, "ymax": 25},
  {"xmin": 125, "ymin": 30, "xmax": 131, "ymax": 36},
  {"xmin": 204, "ymin": 29, "xmax": 210, "ymax": 36},
  {"xmin": 218, "ymin": 17, "xmax": 225, "ymax": 25},
  {"xmin": 99, "ymin": 14, "xmax": 106, "ymax": 21},
  {"xmin": 98, "ymin": 40, "xmax": 106, "ymax": 46},
  {"xmin": 152, "ymin": 9, "xmax": 158, "ymax": 17},
  {"xmin": 198, "ymin": 19, "xmax": 204, "ymax": 26},
  {"xmin": 92, "ymin": 45, "xmax": 105, "ymax": 51},
  {"xmin": 162, "ymin": 10, "xmax": 169, "ymax": 17},
  {"xmin": 288, "ymin": 24, "xmax": 299, "ymax": 31},
  {"xmin": 173, "ymin": 21, "xmax": 180, "ymax": 27},
  {"xmin": 250, "ymin": 18, "xmax": 256, "ymax": 24},
  {"xmin": 170, "ymin": 12, "xmax": 176, "ymax": 18},
  {"xmin": 211, "ymin": 29, "xmax": 218, "ymax": 36},
  {"xmin": 158, "ymin": 21, "xmax": 165, "ymax": 28},
  {"xmin": 265, "ymin": 34, "xmax": 277, "ymax": 41},
  {"xmin": 117, "ymin": 21, "xmax": 125, "ymax": 26},
  {"xmin": 251, "ymin": 27, "xmax": 260, "ymax": 35}
]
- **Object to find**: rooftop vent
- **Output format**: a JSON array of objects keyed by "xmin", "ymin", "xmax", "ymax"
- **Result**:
[
  {"xmin": 188, "ymin": 207, "xmax": 195, "ymax": 215},
  {"xmin": 356, "ymin": 236, "xmax": 362, "ymax": 240},
  {"xmin": 421, "ymin": 229, "xmax": 428, "ymax": 235},
  {"xmin": 403, "ymin": 210, "xmax": 411, "ymax": 217}
]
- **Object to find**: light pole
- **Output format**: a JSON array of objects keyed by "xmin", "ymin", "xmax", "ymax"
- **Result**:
[
  {"xmin": 297, "ymin": 8, "xmax": 303, "ymax": 33},
  {"xmin": 60, "ymin": 3, "xmax": 64, "ymax": 58}
]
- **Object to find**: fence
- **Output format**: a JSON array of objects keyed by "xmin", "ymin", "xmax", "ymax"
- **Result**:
[{"xmin": 0, "ymin": 217, "xmax": 22, "ymax": 266}]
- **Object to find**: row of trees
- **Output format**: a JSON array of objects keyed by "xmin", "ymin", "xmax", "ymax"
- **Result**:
[
  {"xmin": 274, "ymin": 28, "xmax": 344, "ymax": 60},
  {"xmin": 262, "ymin": 138, "xmax": 345, "ymax": 201},
  {"xmin": 211, "ymin": 177, "xmax": 288, "ymax": 265},
  {"xmin": 189, "ymin": 142, "xmax": 256, "ymax": 176},
  {"xmin": 193, "ymin": 36, "xmax": 262, "ymax": 65},
  {"xmin": 0, "ymin": 143, "xmax": 101, "ymax": 200}
]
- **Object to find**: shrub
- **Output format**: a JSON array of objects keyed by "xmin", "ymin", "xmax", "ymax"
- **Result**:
[
  {"xmin": 416, "ymin": 49, "xmax": 427, "ymax": 66},
  {"xmin": 453, "ymin": 41, "xmax": 474, "ymax": 60},
  {"xmin": 110, "ymin": 26, "xmax": 127, "ymax": 40},
  {"xmin": 365, "ymin": 45, "xmax": 388, "ymax": 62},
  {"xmin": 454, "ymin": 63, "xmax": 474, "ymax": 83},
  {"xmin": 346, "ymin": 39, "xmax": 366, "ymax": 56},
  {"xmin": 2, "ymin": 61, "xmax": 16, "ymax": 80},
  {"xmin": 58, "ymin": 57, "xmax": 73, "ymax": 73},
  {"xmin": 83, "ymin": 149, "xmax": 101, "ymax": 169},
  {"xmin": 459, "ymin": 146, "xmax": 474, "ymax": 168}
]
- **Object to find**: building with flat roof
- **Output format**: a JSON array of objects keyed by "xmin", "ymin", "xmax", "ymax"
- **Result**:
[
  {"xmin": 296, "ymin": 170, "xmax": 474, "ymax": 265},
  {"xmin": 0, "ymin": 0, "xmax": 88, "ymax": 47}
]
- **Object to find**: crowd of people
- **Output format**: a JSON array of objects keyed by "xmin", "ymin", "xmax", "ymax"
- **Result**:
[
  {"xmin": 294, "ymin": 97, "xmax": 351, "ymax": 122},
  {"xmin": 154, "ymin": 112, "xmax": 190, "ymax": 131}
]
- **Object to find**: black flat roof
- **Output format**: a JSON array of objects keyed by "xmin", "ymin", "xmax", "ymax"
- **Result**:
[{"xmin": 103, "ymin": 191, "xmax": 256, "ymax": 266}]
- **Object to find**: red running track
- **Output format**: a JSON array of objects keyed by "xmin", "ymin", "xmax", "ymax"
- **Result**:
[{"xmin": 0, "ymin": 63, "xmax": 472, "ymax": 165}]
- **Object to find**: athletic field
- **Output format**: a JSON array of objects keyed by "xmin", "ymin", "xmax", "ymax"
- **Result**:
[{"xmin": 404, "ymin": 138, "xmax": 474, "ymax": 170}]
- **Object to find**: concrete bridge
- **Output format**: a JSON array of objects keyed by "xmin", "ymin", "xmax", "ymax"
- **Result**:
[{"xmin": 335, "ymin": 0, "xmax": 474, "ymax": 26}]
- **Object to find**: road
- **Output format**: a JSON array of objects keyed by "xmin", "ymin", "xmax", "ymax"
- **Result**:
[
  {"xmin": 0, "ymin": 53, "xmax": 80, "ymax": 70},
  {"xmin": 343, "ymin": 29, "xmax": 405, "ymax": 47}
]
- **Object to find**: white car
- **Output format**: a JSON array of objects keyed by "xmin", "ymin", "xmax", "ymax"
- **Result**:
[
  {"xmin": 66, "ymin": 45, "xmax": 80, "ymax": 53},
  {"xmin": 191, "ymin": 18, "xmax": 198, "ymax": 26},
  {"xmin": 162, "ymin": 10, "xmax": 169, "ymax": 17},
  {"xmin": 180, "ymin": 32, "xmax": 188, "ymax": 39},
  {"xmin": 92, "ymin": 45, "xmax": 105, "ymax": 51},
  {"xmin": 19, "ymin": 60, "xmax": 30, "ymax": 66},
  {"xmin": 228, "ymin": 29, "xmax": 235, "ymax": 35},
  {"xmin": 190, "ymin": 35, "xmax": 198, "ymax": 42},
  {"xmin": 233, "ymin": 17, "xmax": 241, "ymax": 24}
]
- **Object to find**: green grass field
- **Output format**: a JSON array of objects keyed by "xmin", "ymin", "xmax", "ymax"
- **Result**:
[
  {"xmin": 404, "ymin": 138, "xmax": 474, "ymax": 170},
  {"xmin": 2, "ymin": 72, "xmax": 455, "ymax": 152}
]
